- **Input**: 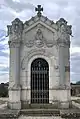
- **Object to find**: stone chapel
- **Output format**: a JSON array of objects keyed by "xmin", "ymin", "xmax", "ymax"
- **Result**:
[{"xmin": 7, "ymin": 5, "xmax": 72, "ymax": 110}]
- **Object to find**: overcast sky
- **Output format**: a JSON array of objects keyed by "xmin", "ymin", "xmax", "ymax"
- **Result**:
[{"xmin": 0, "ymin": 0, "xmax": 80, "ymax": 83}]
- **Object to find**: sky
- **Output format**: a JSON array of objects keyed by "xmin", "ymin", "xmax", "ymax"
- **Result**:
[{"xmin": 0, "ymin": 0, "xmax": 80, "ymax": 83}]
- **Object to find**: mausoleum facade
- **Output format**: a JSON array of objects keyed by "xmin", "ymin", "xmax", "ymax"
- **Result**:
[{"xmin": 7, "ymin": 5, "xmax": 72, "ymax": 110}]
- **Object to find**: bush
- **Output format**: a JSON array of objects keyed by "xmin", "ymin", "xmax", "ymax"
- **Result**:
[{"xmin": 0, "ymin": 84, "xmax": 8, "ymax": 97}]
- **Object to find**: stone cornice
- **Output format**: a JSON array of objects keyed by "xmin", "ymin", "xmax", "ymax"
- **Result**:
[
  {"xmin": 24, "ymin": 21, "xmax": 57, "ymax": 34},
  {"xmin": 24, "ymin": 15, "xmax": 58, "ymax": 32}
]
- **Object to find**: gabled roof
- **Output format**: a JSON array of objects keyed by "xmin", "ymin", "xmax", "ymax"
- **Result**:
[{"xmin": 23, "ymin": 15, "xmax": 58, "ymax": 32}]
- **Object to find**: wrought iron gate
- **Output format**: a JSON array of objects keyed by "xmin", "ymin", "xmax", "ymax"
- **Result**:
[{"xmin": 31, "ymin": 58, "xmax": 49, "ymax": 103}]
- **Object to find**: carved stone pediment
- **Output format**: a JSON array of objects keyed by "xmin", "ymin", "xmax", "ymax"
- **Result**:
[
  {"xmin": 24, "ymin": 17, "xmax": 57, "ymax": 35},
  {"xmin": 7, "ymin": 15, "xmax": 72, "ymax": 48},
  {"xmin": 23, "ymin": 22, "xmax": 57, "ymax": 48},
  {"xmin": 24, "ymin": 28, "xmax": 56, "ymax": 48}
]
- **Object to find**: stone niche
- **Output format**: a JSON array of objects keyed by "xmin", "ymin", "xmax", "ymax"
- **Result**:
[{"xmin": 7, "ymin": 7, "xmax": 72, "ymax": 110}]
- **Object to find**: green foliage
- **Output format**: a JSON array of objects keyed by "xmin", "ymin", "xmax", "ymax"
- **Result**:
[
  {"xmin": 0, "ymin": 88, "xmax": 8, "ymax": 97},
  {"xmin": 0, "ymin": 83, "xmax": 8, "ymax": 97}
]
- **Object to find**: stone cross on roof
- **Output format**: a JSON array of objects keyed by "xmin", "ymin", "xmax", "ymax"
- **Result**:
[{"xmin": 35, "ymin": 5, "xmax": 43, "ymax": 17}]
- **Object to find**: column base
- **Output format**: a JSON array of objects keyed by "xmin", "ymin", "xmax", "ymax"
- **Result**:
[
  {"xmin": 8, "ymin": 101, "xmax": 21, "ymax": 110},
  {"xmin": 59, "ymin": 101, "xmax": 72, "ymax": 108},
  {"xmin": 8, "ymin": 84, "xmax": 21, "ymax": 110}
]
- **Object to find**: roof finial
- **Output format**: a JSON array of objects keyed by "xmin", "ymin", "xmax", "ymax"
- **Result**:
[{"xmin": 35, "ymin": 5, "xmax": 43, "ymax": 17}]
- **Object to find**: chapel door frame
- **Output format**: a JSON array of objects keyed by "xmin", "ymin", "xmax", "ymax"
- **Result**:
[{"xmin": 31, "ymin": 58, "xmax": 49, "ymax": 104}]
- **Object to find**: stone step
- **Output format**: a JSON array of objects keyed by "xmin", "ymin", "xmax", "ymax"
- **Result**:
[
  {"xmin": 21, "ymin": 103, "xmax": 59, "ymax": 109},
  {"xmin": 20, "ymin": 109, "xmax": 60, "ymax": 116},
  {"xmin": 19, "ymin": 115, "xmax": 62, "ymax": 119}
]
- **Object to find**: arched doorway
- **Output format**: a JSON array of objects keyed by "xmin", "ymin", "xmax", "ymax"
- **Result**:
[{"xmin": 31, "ymin": 58, "xmax": 49, "ymax": 103}]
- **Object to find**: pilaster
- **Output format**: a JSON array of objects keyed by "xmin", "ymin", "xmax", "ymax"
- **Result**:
[
  {"xmin": 7, "ymin": 18, "xmax": 23, "ymax": 109},
  {"xmin": 56, "ymin": 18, "xmax": 72, "ymax": 88},
  {"xmin": 58, "ymin": 43, "xmax": 65, "ymax": 86}
]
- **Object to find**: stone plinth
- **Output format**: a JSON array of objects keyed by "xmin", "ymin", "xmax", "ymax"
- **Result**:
[{"xmin": 8, "ymin": 84, "xmax": 21, "ymax": 109}]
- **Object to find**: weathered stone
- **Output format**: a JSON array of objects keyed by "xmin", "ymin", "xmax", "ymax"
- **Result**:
[{"xmin": 5, "ymin": 4, "xmax": 78, "ymax": 119}]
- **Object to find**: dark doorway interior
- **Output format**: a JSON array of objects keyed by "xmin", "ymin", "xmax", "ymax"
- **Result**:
[{"xmin": 31, "ymin": 58, "xmax": 49, "ymax": 103}]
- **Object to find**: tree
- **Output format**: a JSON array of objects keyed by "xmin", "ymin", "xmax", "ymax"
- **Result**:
[{"xmin": 76, "ymin": 81, "xmax": 80, "ymax": 85}]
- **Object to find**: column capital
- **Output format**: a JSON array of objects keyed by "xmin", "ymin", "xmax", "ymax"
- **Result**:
[
  {"xmin": 57, "ymin": 38, "xmax": 70, "ymax": 47},
  {"xmin": 8, "ymin": 40, "xmax": 21, "ymax": 48}
]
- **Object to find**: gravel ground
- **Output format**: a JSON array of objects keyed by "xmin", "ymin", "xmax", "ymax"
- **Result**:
[
  {"xmin": 19, "ymin": 116, "xmax": 62, "ymax": 119},
  {"xmin": 71, "ymin": 96, "xmax": 80, "ymax": 100}
]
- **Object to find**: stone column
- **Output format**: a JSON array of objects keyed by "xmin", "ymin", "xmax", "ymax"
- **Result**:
[
  {"xmin": 59, "ymin": 43, "xmax": 65, "ymax": 87},
  {"xmin": 8, "ymin": 41, "xmax": 21, "ymax": 110},
  {"xmin": 12, "ymin": 43, "xmax": 20, "ymax": 86},
  {"xmin": 7, "ymin": 18, "xmax": 23, "ymax": 110},
  {"xmin": 56, "ymin": 18, "xmax": 72, "ymax": 108}
]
